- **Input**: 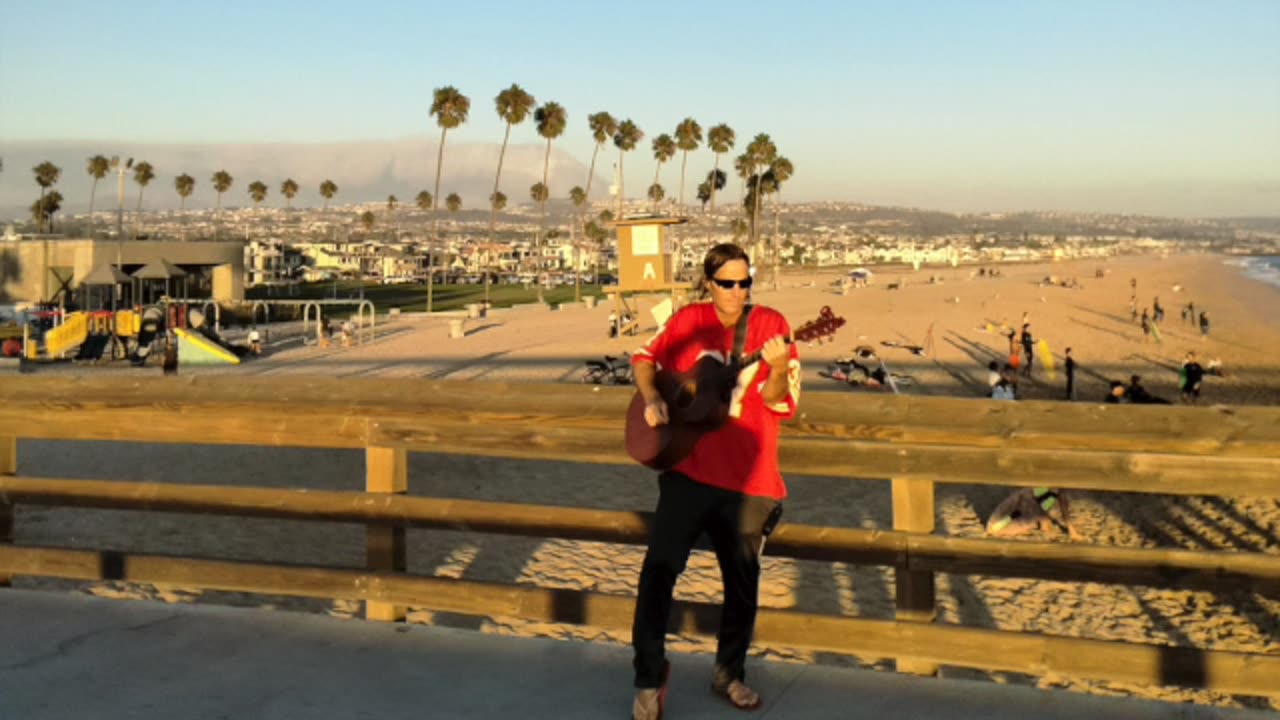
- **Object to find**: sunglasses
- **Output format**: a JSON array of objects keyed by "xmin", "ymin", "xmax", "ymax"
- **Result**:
[{"xmin": 711, "ymin": 277, "xmax": 753, "ymax": 290}]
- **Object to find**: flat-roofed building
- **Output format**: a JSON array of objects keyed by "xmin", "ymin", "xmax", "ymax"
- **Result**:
[{"xmin": 0, "ymin": 235, "xmax": 246, "ymax": 305}]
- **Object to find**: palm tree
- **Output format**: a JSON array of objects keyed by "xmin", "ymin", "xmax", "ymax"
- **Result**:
[
  {"xmin": 212, "ymin": 170, "xmax": 234, "ymax": 240},
  {"xmin": 745, "ymin": 133, "xmax": 777, "ymax": 255},
  {"xmin": 650, "ymin": 133, "xmax": 676, "ymax": 212},
  {"xmin": 533, "ymin": 100, "xmax": 567, "ymax": 303},
  {"xmin": 673, "ymin": 118, "xmax": 702, "ymax": 211},
  {"xmin": 612, "ymin": 119, "xmax": 643, "ymax": 218},
  {"xmin": 248, "ymin": 180, "xmax": 268, "ymax": 209},
  {"xmin": 767, "ymin": 156, "xmax": 793, "ymax": 290},
  {"xmin": 706, "ymin": 121, "xmax": 737, "ymax": 217},
  {"xmin": 319, "ymin": 179, "xmax": 337, "ymax": 210},
  {"xmin": 280, "ymin": 178, "xmax": 299, "ymax": 208},
  {"xmin": 488, "ymin": 83, "xmax": 535, "ymax": 304},
  {"xmin": 360, "ymin": 210, "xmax": 375, "ymax": 234},
  {"xmin": 174, "ymin": 174, "xmax": 195, "ymax": 240},
  {"xmin": 33, "ymin": 161, "xmax": 61, "ymax": 233},
  {"xmin": 647, "ymin": 183, "xmax": 666, "ymax": 205},
  {"xmin": 386, "ymin": 194, "xmax": 399, "ymax": 240},
  {"xmin": 428, "ymin": 85, "xmax": 471, "ymax": 312},
  {"xmin": 584, "ymin": 112, "xmax": 618, "ymax": 207},
  {"xmin": 569, "ymin": 185, "xmax": 587, "ymax": 301},
  {"xmin": 30, "ymin": 191, "xmax": 63, "ymax": 233},
  {"xmin": 446, "ymin": 193, "xmax": 462, "ymax": 213},
  {"xmin": 86, "ymin": 155, "xmax": 110, "ymax": 239},
  {"xmin": 130, "ymin": 161, "xmax": 156, "ymax": 240}
]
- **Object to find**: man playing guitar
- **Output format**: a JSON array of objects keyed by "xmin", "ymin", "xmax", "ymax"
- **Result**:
[{"xmin": 630, "ymin": 243, "xmax": 800, "ymax": 720}]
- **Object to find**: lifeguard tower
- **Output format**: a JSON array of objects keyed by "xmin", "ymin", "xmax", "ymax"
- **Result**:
[{"xmin": 604, "ymin": 216, "xmax": 693, "ymax": 336}]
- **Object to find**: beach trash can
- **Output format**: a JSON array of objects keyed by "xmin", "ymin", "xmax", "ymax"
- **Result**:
[{"xmin": 449, "ymin": 318, "xmax": 466, "ymax": 339}]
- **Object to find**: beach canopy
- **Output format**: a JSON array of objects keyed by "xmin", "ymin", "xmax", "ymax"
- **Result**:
[
  {"xmin": 849, "ymin": 267, "xmax": 874, "ymax": 278},
  {"xmin": 81, "ymin": 264, "xmax": 133, "ymax": 285},
  {"xmin": 132, "ymin": 259, "xmax": 187, "ymax": 280}
]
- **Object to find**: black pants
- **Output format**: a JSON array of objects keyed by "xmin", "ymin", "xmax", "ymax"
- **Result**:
[{"xmin": 632, "ymin": 471, "xmax": 781, "ymax": 689}]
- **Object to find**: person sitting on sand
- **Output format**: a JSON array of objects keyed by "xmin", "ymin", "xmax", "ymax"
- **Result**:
[
  {"xmin": 1126, "ymin": 375, "xmax": 1170, "ymax": 405},
  {"xmin": 986, "ymin": 487, "xmax": 1081, "ymax": 540},
  {"xmin": 986, "ymin": 360, "xmax": 1001, "ymax": 391},
  {"xmin": 1104, "ymin": 380, "xmax": 1127, "ymax": 404}
]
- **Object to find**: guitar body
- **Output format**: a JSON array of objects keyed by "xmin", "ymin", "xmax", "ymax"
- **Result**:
[
  {"xmin": 625, "ymin": 357, "xmax": 739, "ymax": 470},
  {"xmin": 623, "ymin": 306, "xmax": 845, "ymax": 470}
]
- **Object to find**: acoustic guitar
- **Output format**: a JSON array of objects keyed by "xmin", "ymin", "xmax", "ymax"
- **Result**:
[{"xmin": 624, "ymin": 307, "xmax": 845, "ymax": 469}]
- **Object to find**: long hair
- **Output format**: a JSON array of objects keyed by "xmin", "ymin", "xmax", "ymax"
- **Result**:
[{"xmin": 697, "ymin": 242, "xmax": 750, "ymax": 299}]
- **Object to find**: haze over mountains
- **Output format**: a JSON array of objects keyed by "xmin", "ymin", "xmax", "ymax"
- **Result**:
[{"xmin": 0, "ymin": 137, "xmax": 610, "ymax": 216}]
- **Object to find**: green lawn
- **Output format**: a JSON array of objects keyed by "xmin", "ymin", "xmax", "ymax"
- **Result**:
[{"xmin": 246, "ymin": 281, "xmax": 608, "ymax": 314}]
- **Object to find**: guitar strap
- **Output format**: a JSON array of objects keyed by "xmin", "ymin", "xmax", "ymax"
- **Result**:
[{"xmin": 732, "ymin": 304, "xmax": 754, "ymax": 369}]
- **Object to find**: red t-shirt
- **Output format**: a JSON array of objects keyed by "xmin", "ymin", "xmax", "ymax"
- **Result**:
[{"xmin": 632, "ymin": 303, "xmax": 800, "ymax": 500}]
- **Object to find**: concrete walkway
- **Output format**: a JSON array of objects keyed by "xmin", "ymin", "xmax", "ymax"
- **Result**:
[{"xmin": 0, "ymin": 589, "xmax": 1268, "ymax": 720}]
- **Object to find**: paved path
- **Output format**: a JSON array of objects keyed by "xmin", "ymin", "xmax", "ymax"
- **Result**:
[{"xmin": 0, "ymin": 589, "xmax": 1268, "ymax": 720}]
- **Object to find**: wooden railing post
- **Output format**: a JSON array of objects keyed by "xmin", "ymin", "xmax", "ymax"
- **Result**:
[
  {"xmin": 892, "ymin": 477, "xmax": 936, "ymax": 676},
  {"xmin": 0, "ymin": 436, "xmax": 16, "ymax": 587},
  {"xmin": 365, "ymin": 446, "xmax": 407, "ymax": 621}
]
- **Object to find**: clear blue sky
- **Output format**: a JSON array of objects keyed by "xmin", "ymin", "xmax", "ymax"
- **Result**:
[{"xmin": 2, "ymin": 0, "xmax": 1278, "ymax": 217}]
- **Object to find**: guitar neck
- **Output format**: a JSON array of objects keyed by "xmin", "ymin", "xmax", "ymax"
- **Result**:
[{"xmin": 737, "ymin": 337, "xmax": 794, "ymax": 367}]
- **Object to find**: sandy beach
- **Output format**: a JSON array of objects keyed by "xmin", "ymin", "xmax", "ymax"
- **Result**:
[{"xmin": 10, "ymin": 252, "xmax": 1280, "ymax": 710}]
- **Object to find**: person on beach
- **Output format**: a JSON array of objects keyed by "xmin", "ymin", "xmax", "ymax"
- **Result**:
[
  {"xmin": 1181, "ymin": 351, "xmax": 1205, "ymax": 404},
  {"xmin": 1199, "ymin": 310, "xmax": 1210, "ymax": 338},
  {"xmin": 1188, "ymin": 301, "xmax": 1196, "ymax": 326},
  {"xmin": 1129, "ymin": 296, "xmax": 1138, "ymax": 323},
  {"xmin": 1064, "ymin": 347, "xmax": 1076, "ymax": 401},
  {"xmin": 1153, "ymin": 297, "xmax": 1164, "ymax": 324},
  {"xmin": 986, "ymin": 487, "xmax": 1081, "ymax": 540},
  {"xmin": 1126, "ymin": 375, "xmax": 1170, "ymax": 405},
  {"xmin": 629, "ymin": 243, "xmax": 800, "ymax": 720},
  {"xmin": 987, "ymin": 360, "xmax": 1001, "ymax": 393},
  {"xmin": 1104, "ymin": 380, "xmax": 1128, "ymax": 404},
  {"xmin": 1140, "ymin": 309, "xmax": 1152, "ymax": 342},
  {"xmin": 1019, "ymin": 323, "xmax": 1034, "ymax": 377}
]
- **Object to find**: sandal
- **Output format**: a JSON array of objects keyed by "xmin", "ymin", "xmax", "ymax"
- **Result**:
[
  {"xmin": 632, "ymin": 662, "xmax": 670, "ymax": 720},
  {"xmin": 711, "ymin": 679, "xmax": 762, "ymax": 712}
]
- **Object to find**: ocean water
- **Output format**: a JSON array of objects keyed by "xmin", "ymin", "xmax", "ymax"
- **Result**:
[{"xmin": 1226, "ymin": 256, "xmax": 1280, "ymax": 290}]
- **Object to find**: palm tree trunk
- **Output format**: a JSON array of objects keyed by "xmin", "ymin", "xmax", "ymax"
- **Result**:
[
  {"xmin": 180, "ymin": 197, "xmax": 187, "ymax": 242},
  {"xmin": 773, "ymin": 191, "xmax": 782, "ymax": 291},
  {"xmin": 538, "ymin": 137, "xmax": 552, "ymax": 304},
  {"xmin": 430, "ymin": 128, "xmax": 448, "ymax": 313},
  {"xmin": 133, "ymin": 188, "xmax": 144, "ymax": 240},
  {"xmin": 752, "ymin": 175, "xmax": 764, "ymax": 264},
  {"xmin": 617, "ymin": 149, "xmax": 625, "ymax": 219},
  {"xmin": 37, "ymin": 187, "xmax": 46, "ymax": 234},
  {"xmin": 651, "ymin": 162, "xmax": 661, "ymax": 212},
  {"xmin": 678, "ymin": 151, "xmax": 688, "ymax": 212},
  {"xmin": 486, "ymin": 121, "xmax": 513, "ymax": 307},
  {"xmin": 215, "ymin": 193, "xmax": 222, "ymax": 241},
  {"xmin": 582, "ymin": 142, "xmax": 601, "ymax": 280},
  {"xmin": 706, "ymin": 154, "xmax": 721, "ymax": 245},
  {"xmin": 89, "ymin": 180, "xmax": 99, "ymax": 239}
]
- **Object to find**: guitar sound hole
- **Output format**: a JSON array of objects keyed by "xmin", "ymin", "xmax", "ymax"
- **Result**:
[{"xmin": 676, "ymin": 382, "xmax": 696, "ymax": 409}]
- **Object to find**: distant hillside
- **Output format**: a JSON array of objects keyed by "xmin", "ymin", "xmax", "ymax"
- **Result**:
[{"xmin": 0, "ymin": 137, "xmax": 609, "ymax": 218}]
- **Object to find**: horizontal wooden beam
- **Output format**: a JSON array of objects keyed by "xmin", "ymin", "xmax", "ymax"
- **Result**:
[
  {"xmin": 1, "ymin": 544, "xmax": 1275, "ymax": 698},
  {"xmin": 6, "ymin": 404, "xmax": 1277, "ymax": 497},
  {"xmin": 5, "ymin": 377, "xmax": 1279, "ymax": 458},
  {"xmin": 4, "ymin": 477, "xmax": 1277, "ymax": 596}
]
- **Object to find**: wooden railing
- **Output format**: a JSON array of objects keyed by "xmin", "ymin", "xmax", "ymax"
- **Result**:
[{"xmin": 1, "ymin": 376, "xmax": 1278, "ymax": 699}]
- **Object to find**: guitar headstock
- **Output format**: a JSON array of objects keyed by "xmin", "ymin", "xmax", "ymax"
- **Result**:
[{"xmin": 793, "ymin": 305, "xmax": 846, "ymax": 345}]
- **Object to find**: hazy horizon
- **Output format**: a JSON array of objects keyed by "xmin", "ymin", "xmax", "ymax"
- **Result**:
[{"xmin": 2, "ymin": 1, "xmax": 1277, "ymax": 218}]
